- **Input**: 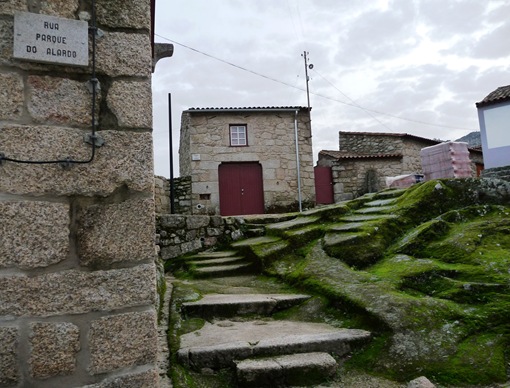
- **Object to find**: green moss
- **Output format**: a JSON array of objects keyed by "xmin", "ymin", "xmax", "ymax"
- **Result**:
[
  {"xmin": 424, "ymin": 333, "xmax": 508, "ymax": 385},
  {"xmin": 156, "ymin": 258, "xmax": 167, "ymax": 323},
  {"xmin": 170, "ymin": 365, "xmax": 235, "ymax": 388},
  {"xmin": 344, "ymin": 333, "xmax": 393, "ymax": 376}
]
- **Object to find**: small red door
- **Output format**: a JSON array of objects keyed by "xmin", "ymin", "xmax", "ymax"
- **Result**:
[
  {"xmin": 314, "ymin": 166, "xmax": 334, "ymax": 204},
  {"xmin": 219, "ymin": 163, "xmax": 265, "ymax": 216}
]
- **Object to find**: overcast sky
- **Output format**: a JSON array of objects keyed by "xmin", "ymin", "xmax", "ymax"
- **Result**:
[{"xmin": 152, "ymin": 0, "xmax": 510, "ymax": 178}]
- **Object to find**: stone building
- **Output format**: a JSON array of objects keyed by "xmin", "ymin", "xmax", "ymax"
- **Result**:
[
  {"xmin": 317, "ymin": 131, "xmax": 484, "ymax": 202},
  {"xmin": 179, "ymin": 107, "xmax": 315, "ymax": 215},
  {"xmin": 0, "ymin": 1, "xmax": 170, "ymax": 386}
]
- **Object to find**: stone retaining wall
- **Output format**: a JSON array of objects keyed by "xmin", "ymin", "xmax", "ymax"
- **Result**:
[
  {"xmin": 156, "ymin": 215, "xmax": 244, "ymax": 261},
  {"xmin": 0, "ymin": 1, "xmax": 158, "ymax": 386},
  {"xmin": 482, "ymin": 166, "xmax": 510, "ymax": 181},
  {"xmin": 154, "ymin": 175, "xmax": 192, "ymax": 215}
]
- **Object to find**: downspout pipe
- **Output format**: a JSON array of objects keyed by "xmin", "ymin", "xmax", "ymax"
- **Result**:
[{"xmin": 294, "ymin": 110, "xmax": 303, "ymax": 212}]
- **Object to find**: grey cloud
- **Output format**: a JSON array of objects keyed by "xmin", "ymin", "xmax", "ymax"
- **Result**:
[
  {"xmin": 471, "ymin": 23, "xmax": 510, "ymax": 58},
  {"xmin": 417, "ymin": 0, "xmax": 488, "ymax": 39},
  {"xmin": 334, "ymin": 2, "xmax": 417, "ymax": 66}
]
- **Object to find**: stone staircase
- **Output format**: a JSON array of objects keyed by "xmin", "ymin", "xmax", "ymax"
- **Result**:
[{"xmin": 168, "ymin": 189, "xmax": 410, "ymax": 387}]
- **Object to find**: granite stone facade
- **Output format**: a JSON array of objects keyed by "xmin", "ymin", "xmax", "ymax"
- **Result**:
[
  {"xmin": 0, "ymin": 1, "xmax": 158, "ymax": 386},
  {"xmin": 319, "ymin": 132, "xmax": 484, "ymax": 201},
  {"xmin": 179, "ymin": 107, "xmax": 315, "ymax": 215}
]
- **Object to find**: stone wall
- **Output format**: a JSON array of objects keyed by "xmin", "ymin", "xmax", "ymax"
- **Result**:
[
  {"xmin": 0, "ymin": 1, "xmax": 158, "ymax": 387},
  {"xmin": 482, "ymin": 166, "xmax": 510, "ymax": 181},
  {"xmin": 179, "ymin": 108, "xmax": 315, "ymax": 214},
  {"xmin": 321, "ymin": 156, "xmax": 404, "ymax": 201},
  {"xmin": 156, "ymin": 215, "xmax": 244, "ymax": 261},
  {"xmin": 154, "ymin": 175, "xmax": 192, "ymax": 215},
  {"xmin": 339, "ymin": 132, "xmax": 408, "ymax": 154}
]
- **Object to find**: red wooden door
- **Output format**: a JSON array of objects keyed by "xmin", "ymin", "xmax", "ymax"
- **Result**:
[
  {"xmin": 219, "ymin": 163, "xmax": 265, "ymax": 216},
  {"xmin": 314, "ymin": 166, "xmax": 334, "ymax": 204}
]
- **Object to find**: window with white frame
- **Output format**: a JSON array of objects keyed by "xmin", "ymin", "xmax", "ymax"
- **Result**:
[{"xmin": 229, "ymin": 125, "xmax": 247, "ymax": 146}]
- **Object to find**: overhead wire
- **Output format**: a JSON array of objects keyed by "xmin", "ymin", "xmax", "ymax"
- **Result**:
[
  {"xmin": 312, "ymin": 68, "xmax": 395, "ymax": 132},
  {"xmin": 154, "ymin": 34, "xmax": 477, "ymax": 132}
]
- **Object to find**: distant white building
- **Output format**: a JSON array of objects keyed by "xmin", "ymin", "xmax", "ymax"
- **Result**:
[{"xmin": 476, "ymin": 85, "xmax": 510, "ymax": 169}]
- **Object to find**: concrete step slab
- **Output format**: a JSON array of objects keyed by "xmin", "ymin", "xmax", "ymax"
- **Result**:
[
  {"xmin": 327, "ymin": 222, "xmax": 366, "ymax": 232},
  {"xmin": 181, "ymin": 293, "xmax": 311, "ymax": 318},
  {"xmin": 232, "ymin": 235, "xmax": 281, "ymax": 248},
  {"xmin": 235, "ymin": 352, "xmax": 337, "ymax": 387},
  {"xmin": 265, "ymin": 216, "xmax": 321, "ymax": 233},
  {"xmin": 339, "ymin": 214, "xmax": 398, "ymax": 222},
  {"xmin": 355, "ymin": 205, "xmax": 396, "ymax": 214},
  {"xmin": 178, "ymin": 320, "xmax": 370, "ymax": 369},
  {"xmin": 188, "ymin": 256, "xmax": 246, "ymax": 267},
  {"xmin": 241, "ymin": 214, "xmax": 298, "ymax": 225},
  {"xmin": 187, "ymin": 251, "xmax": 238, "ymax": 260},
  {"xmin": 192, "ymin": 263, "xmax": 254, "ymax": 278},
  {"xmin": 375, "ymin": 188, "xmax": 407, "ymax": 198},
  {"xmin": 365, "ymin": 198, "xmax": 398, "ymax": 207}
]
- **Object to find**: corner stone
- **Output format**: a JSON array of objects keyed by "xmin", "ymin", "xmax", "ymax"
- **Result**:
[
  {"xmin": 88, "ymin": 311, "xmax": 157, "ymax": 374},
  {"xmin": 0, "ymin": 201, "xmax": 69, "ymax": 270},
  {"xmin": 96, "ymin": 0, "xmax": 150, "ymax": 30},
  {"xmin": 0, "ymin": 264, "xmax": 156, "ymax": 317},
  {"xmin": 29, "ymin": 322, "xmax": 80, "ymax": 379},
  {"xmin": 96, "ymin": 32, "xmax": 151, "ymax": 77},
  {"xmin": 77, "ymin": 197, "xmax": 155, "ymax": 267},
  {"xmin": 107, "ymin": 80, "xmax": 152, "ymax": 129},
  {"xmin": 0, "ymin": 327, "xmax": 19, "ymax": 386}
]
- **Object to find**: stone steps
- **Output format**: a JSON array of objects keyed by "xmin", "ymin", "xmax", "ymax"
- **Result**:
[
  {"xmin": 365, "ymin": 198, "xmax": 398, "ymax": 207},
  {"xmin": 339, "ymin": 214, "xmax": 398, "ymax": 222},
  {"xmin": 171, "ymin": 204, "xmax": 383, "ymax": 386},
  {"xmin": 188, "ymin": 256, "xmax": 246, "ymax": 267},
  {"xmin": 177, "ymin": 320, "xmax": 370, "ymax": 370},
  {"xmin": 235, "ymin": 352, "xmax": 337, "ymax": 388},
  {"xmin": 190, "ymin": 262, "xmax": 255, "ymax": 278},
  {"xmin": 186, "ymin": 250, "xmax": 238, "ymax": 260},
  {"xmin": 181, "ymin": 250, "xmax": 259, "ymax": 278},
  {"xmin": 181, "ymin": 293, "xmax": 311, "ymax": 318},
  {"xmin": 355, "ymin": 205, "xmax": 396, "ymax": 214}
]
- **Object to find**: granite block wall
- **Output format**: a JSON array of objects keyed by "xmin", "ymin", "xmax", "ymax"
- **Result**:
[
  {"xmin": 154, "ymin": 175, "xmax": 192, "ymax": 215},
  {"xmin": 156, "ymin": 214, "xmax": 244, "ymax": 261},
  {"xmin": 0, "ymin": 1, "xmax": 158, "ymax": 386}
]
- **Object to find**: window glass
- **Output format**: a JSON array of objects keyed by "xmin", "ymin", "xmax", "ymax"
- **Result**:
[{"xmin": 230, "ymin": 125, "xmax": 247, "ymax": 146}]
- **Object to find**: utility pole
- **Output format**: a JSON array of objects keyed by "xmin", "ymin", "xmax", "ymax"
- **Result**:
[
  {"xmin": 168, "ymin": 93, "xmax": 175, "ymax": 214},
  {"xmin": 301, "ymin": 51, "xmax": 313, "ymax": 109}
]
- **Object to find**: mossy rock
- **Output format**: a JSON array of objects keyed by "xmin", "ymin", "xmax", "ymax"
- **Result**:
[{"xmin": 254, "ymin": 180, "xmax": 510, "ymax": 385}]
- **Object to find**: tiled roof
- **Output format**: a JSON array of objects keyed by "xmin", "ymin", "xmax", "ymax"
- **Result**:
[
  {"xmin": 476, "ymin": 85, "xmax": 510, "ymax": 107},
  {"xmin": 339, "ymin": 131, "xmax": 441, "ymax": 145},
  {"xmin": 319, "ymin": 150, "xmax": 403, "ymax": 160},
  {"xmin": 186, "ymin": 106, "xmax": 310, "ymax": 112}
]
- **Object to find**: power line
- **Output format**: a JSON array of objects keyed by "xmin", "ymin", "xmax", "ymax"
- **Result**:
[
  {"xmin": 312, "ymin": 68, "xmax": 395, "ymax": 132},
  {"xmin": 154, "ymin": 34, "xmax": 477, "ymax": 132}
]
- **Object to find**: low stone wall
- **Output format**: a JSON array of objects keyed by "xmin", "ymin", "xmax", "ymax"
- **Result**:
[
  {"xmin": 154, "ymin": 175, "xmax": 192, "ymax": 215},
  {"xmin": 156, "ymin": 214, "xmax": 244, "ymax": 261},
  {"xmin": 482, "ymin": 166, "xmax": 510, "ymax": 181}
]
